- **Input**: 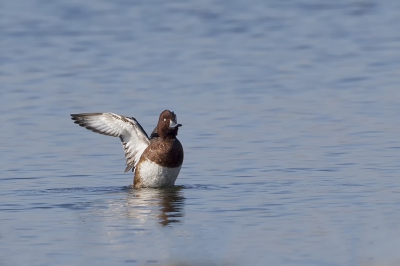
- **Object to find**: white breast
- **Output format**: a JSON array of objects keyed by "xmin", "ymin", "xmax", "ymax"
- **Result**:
[{"xmin": 136, "ymin": 159, "xmax": 181, "ymax": 188}]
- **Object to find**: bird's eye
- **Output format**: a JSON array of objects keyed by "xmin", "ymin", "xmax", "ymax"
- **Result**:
[{"xmin": 163, "ymin": 118, "xmax": 166, "ymax": 122}]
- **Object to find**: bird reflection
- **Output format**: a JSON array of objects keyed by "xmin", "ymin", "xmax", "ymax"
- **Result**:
[{"xmin": 124, "ymin": 186, "xmax": 185, "ymax": 226}]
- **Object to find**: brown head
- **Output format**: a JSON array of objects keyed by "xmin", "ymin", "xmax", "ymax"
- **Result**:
[{"xmin": 157, "ymin": 110, "xmax": 182, "ymax": 139}]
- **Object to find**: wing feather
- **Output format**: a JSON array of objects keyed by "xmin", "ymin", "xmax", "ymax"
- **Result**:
[{"xmin": 71, "ymin": 112, "xmax": 150, "ymax": 172}]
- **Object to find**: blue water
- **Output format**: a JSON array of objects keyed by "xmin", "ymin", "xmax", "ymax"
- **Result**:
[{"xmin": 2, "ymin": 0, "xmax": 400, "ymax": 265}]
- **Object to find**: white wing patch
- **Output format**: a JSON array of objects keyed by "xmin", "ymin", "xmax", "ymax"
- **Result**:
[{"xmin": 71, "ymin": 112, "xmax": 150, "ymax": 172}]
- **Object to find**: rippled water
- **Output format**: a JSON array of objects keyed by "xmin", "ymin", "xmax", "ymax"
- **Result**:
[{"xmin": 2, "ymin": 0, "xmax": 400, "ymax": 265}]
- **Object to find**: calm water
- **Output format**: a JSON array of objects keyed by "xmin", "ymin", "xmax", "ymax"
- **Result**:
[{"xmin": 2, "ymin": 0, "xmax": 400, "ymax": 265}]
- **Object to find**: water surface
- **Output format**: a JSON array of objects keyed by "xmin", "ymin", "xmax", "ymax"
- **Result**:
[{"xmin": 1, "ymin": 0, "xmax": 400, "ymax": 265}]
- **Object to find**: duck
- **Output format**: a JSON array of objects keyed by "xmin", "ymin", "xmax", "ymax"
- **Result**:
[{"xmin": 70, "ymin": 110, "xmax": 184, "ymax": 188}]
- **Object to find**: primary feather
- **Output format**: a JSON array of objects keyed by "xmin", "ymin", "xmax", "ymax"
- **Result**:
[{"xmin": 70, "ymin": 112, "xmax": 150, "ymax": 172}]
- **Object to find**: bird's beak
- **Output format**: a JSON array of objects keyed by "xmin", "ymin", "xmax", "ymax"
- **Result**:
[{"xmin": 169, "ymin": 120, "xmax": 182, "ymax": 128}]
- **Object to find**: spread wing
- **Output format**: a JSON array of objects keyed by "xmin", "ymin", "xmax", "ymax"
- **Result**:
[{"xmin": 70, "ymin": 112, "xmax": 150, "ymax": 172}]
